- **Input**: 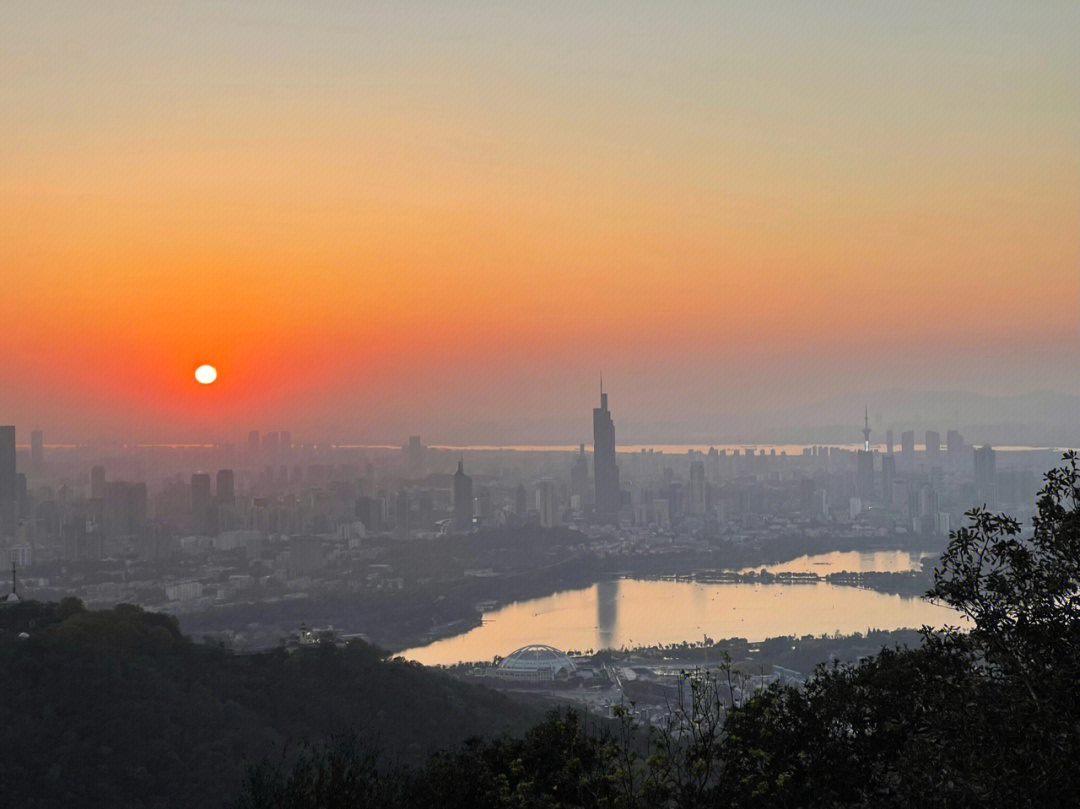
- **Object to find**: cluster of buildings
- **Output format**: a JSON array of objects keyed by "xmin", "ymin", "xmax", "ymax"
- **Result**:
[
  {"xmin": 464, "ymin": 641, "xmax": 810, "ymax": 728},
  {"xmin": 0, "ymin": 394, "xmax": 1058, "ymax": 611}
]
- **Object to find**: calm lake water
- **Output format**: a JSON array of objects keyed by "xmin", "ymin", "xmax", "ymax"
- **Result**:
[
  {"xmin": 745, "ymin": 549, "xmax": 937, "ymax": 575},
  {"xmin": 399, "ymin": 555, "xmax": 957, "ymax": 666}
]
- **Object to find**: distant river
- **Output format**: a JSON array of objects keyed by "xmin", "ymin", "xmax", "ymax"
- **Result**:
[{"xmin": 399, "ymin": 552, "xmax": 957, "ymax": 667}]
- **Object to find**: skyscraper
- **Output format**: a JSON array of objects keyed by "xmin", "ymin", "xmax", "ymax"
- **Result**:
[
  {"xmin": 974, "ymin": 445, "xmax": 997, "ymax": 505},
  {"xmin": 191, "ymin": 473, "xmax": 212, "ymax": 533},
  {"xmin": 515, "ymin": 483, "xmax": 527, "ymax": 518},
  {"xmin": 0, "ymin": 426, "xmax": 15, "ymax": 502},
  {"xmin": 689, "ymin": 460, "xmax": 707, "ymax": 515},
  {"xmin": 102, "ymin": 481, "xmax": 147, "ymax": 538},
  {"xmin": 453, "ymin": 459, "xmax": 473, "ymax": 531},
  {"xmin": 216, "ymin": 469, "xmax": 235, "ymax": 505},
  {"xmin": 857, "ymin": 411, "xmax": 875, "ymax": 501},
  {"xmin": 535, "ymin": 479, "xmax": 557, "ymax": 527},
  {"xmin": 592, "ymin": 384, "xmax": 620, "ymax": 525},
  {"xmin": 0, "ymin": 426, "xmax": 15, "ymax": 535},
  {"xmin": 881, "ymin": 454, "xmax": 896, "ymax": 505},
  {"xmin": 947, "ymin": 429, "xmax": 964, "ymax": 456},
  {"xmin": 925, "ymin": 431, "xmax": 941, "ymax": 464},
  {"xmin": 406, "ymin": 436, "xmax": 425, "ymax": 478},
  {"xmin": 857, "ymin": 450, "xmax": 875, "ymax": 501},
  {"xmin": 901, "ymin": 430, "xmax": 915, "ymax": 458}
]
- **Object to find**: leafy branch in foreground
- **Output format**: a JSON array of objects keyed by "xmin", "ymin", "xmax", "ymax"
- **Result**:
[{"xmin": 929, "ymin": 450, "xmax": 1080, "ymax": 705}]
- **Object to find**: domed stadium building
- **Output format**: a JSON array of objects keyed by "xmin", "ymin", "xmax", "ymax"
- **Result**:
[{"xmin": 493, "ymin": 644, "xmax": 578, "ymax": 684}]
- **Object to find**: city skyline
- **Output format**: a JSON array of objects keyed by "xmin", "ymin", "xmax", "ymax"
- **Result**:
[
  {"xmin": 2, "ymin": 384, "xmax": 1077, "ymax": 450},
  {"xmin": 3, "ymin": 2, "xmax": 1077, "ymax": 442}
]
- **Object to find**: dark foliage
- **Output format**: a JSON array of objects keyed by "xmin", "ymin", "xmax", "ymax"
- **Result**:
[{"xmin": 0, "ymin": 602, "xmax": 537, "ymax": 809}]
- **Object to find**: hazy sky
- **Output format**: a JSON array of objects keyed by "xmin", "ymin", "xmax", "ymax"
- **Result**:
[{"xmin": 3, "ymin": 2, "xmax": 1077, "ymax": 442}]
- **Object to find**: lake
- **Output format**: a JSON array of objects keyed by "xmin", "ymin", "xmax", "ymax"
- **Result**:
[
  {"xmin": 399, "ymin": 572, "xmax": 957, "ymax": 666},
  {"xmin": 744, "ymin": 549, "xmax": 937, "ymax": 575}
]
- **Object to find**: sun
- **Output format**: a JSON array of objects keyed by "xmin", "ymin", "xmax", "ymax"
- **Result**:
[{"xmin": 194, "ymin": 364, "xmax": 217, "ymax": 385}]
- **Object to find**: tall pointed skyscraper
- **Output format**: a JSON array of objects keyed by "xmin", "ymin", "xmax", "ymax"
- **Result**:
[
  {"xmin": 857, "ymin": 408, "xmax": 875, "ymax": 501},
  {"xmin": 453, "ymin": 458, "xmax": 473, "ymax": 531},
  {"xmin": 592, "ymin": 380, "xmax": 620, "ymax": 525}
]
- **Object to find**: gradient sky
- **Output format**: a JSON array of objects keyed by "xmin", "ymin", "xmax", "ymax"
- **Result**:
[{"xmin": 2, "ymin": 2, "xmax": 1077, "ymax": 443}]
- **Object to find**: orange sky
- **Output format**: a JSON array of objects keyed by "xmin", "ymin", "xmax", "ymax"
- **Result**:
[{"xmin": 2, "ymin": 2, "xmax": 1077, "ymax": 442}]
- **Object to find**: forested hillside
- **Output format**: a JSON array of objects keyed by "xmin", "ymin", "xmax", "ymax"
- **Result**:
[{"xmin": 0, "ymin": 600, "xmax": 538, "ymax": 809}]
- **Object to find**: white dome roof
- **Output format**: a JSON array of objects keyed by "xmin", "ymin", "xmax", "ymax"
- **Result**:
[{"xmin": 498, "ymin": 644, "xmax": 576, "ymax": 675}]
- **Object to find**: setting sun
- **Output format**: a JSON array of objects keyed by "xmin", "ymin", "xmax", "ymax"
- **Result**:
[{"xmin": 194, "ymin": 365, "xmax": 217, "ymax": 385}]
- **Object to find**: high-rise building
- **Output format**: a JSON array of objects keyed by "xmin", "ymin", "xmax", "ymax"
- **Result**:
[
  {"xmin": 356, "ymin": 496, "xmax": 375, "ymax": 531},
  {"xmin": 947, "ymin": 429, "xmax": 964, "ymax": 456},
  {"xmin": 102, "ymin": 481, "xmax": 147, "ymax": 537},
  {"xmin": 707, "ymin": 447, "xmax": 721, "ymax": 483},
  {"xmin": 30, "ymin": 429, "xmax": 43, "ymax": 473},
  {"xmin": 901, "ymin": 430, "xmax": 915, "ymax": 459},
  {"xmin": 216, "ymin": 469, "xmax": 235, "ymax": 505},
  {"xmin": 925, "ymin": 431, "xmax": 941, "ymax": 464},
  {"xmin": 452, "ymin": 459, "xmax": 473, "ymax": 531},
  {"xmin": 881, "ymin": 454, "xmax": 896, "ymax": 505},
  {"xmin": 515, "ymin": 483, "xmax": 527, "ymax": 517},
  {"xmin": 592, "ymin": 384, "xmax": 620, "ymax": 525},
  {"xmin": 974, "ymin": 445, "xmax": 997, "ymax": 505},
  {"xmin": 0, "ymin": 426, "xmax": 15, "ymax": 503},
  {"xmin": 857, "ymin": 451, "xmax": 875, "ymax": 501},
  {"xmin": 535, "ymin": 479, "xmax": 557, "ymax": 527},
  {"xmin": 280, "ymin": 431, "xmax": 292, "ymax": 453},
  {"xmin": 475, "ymin": 487, "xmax": 493, "ymax": 524},
  {"xmin": 885, "ymin": 429, "xmax": 894, "ymax": 455},
  {"xmin": 91, "ymin": 465, "xmax": 106, "ymax": 500},
  {"xmin": 406, "ymin": 436, "xmax": 425, "ymax": 478},
  {"xmin": 689, "ymin": 460, "xmax": 707, "ymax": 515},
  {"xmin": 191, "ymin": 473, "xmax": 212, "ymax": 532},
  {"xmin": 395, "ymin": 490, "xmax": 410, "ymax": 531},
  {"xmin": 917, "ymin": 483, "xmax": 939, "ymax": 534},
  {"xmin": 857, "ymin": 411, "xmax": 875, "ymax": 500},
  {"xmin": 247, "ymin": 430, "xmax": 260, "ymax": 456}
]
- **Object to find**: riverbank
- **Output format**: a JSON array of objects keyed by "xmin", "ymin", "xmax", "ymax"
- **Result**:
[{"xmin": 181, "ymin": 533, "xmax": 946, "ymax": 654}]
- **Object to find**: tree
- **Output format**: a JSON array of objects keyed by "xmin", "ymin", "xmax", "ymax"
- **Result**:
[{"xmin": 929, "ymin": 450, "xmax": 1080, "ymax": 706}]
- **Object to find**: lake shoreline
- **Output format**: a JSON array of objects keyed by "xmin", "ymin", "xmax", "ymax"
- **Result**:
[{"xmin": 392, "ymin": 538, "xmax": 946, "ymax": 655}]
